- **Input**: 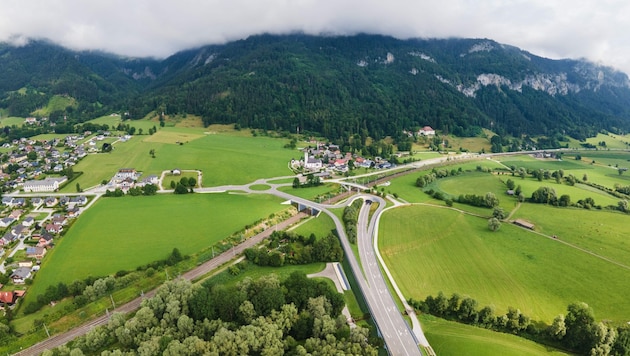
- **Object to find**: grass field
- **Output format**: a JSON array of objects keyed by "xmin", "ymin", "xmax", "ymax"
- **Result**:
[
  {"xmin": 32, "ymin": 95, "xmax": 77, "ymax": 117},
  {"xmin": 59, "ymin": 127, "xmax": 297, "ymax": 191},
  {"xmin": 25, "ymin": 193, "xmax": 286, "ymax": 302},
  {"xmin": 379, "ymin": 204, "xmax": 630, "ymax": 324},
  {"xmin": 420, "ymin": 314, "xmax": 568, "ymax": 355},
  {"xmin": 0, "ymin": 116, "xmax": 26, "ymax": 127},
  {"xmin": 291, "ymin": 213, "xmax": 337, "ymax": 239}
]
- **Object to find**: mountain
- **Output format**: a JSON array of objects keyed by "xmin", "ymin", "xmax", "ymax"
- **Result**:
[{"xmin": 2, "ymin": 34, "xmax": 630, "ymax": 143}]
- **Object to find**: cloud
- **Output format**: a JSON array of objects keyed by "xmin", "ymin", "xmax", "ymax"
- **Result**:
[{"xmin": 1, "ymin": 0, "xmax": 629, "ymax": 74}]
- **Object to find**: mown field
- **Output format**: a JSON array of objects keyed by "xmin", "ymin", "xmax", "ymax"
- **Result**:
[
  {"xmin": 25, "ymin": 193, "xmax": 286, "ymax": 303},
  {"xmin": 420, "ymin": 314, "xmax": 568, "ymax": 355},
  {"xmin": 378, "ymin": 205, "xmax": 630, "ymax": 324},
  {"xmin": 60, "ymin": 127, "xmax": 297, "ymax": 191}
]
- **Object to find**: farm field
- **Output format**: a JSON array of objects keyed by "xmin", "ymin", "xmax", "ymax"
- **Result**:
[
  {"xmin": 511, "ymin": 204, "xmax": 630, "ymax": 264},
  {"xmin": 59, "ymin": 127, "xmax": 297, "ymax": 190},
  {"xmin": 378, "ymin": 204, "xmax": 630, "ymax": 324},
  {"xmin": 25, "ymin": 193, "xmax": 287, "ymax": 302},
  {"xmin": 420, "ymin": 314, "xmax": 568, "ymax": 356},
  {"xmin": 435, "ymin": 172, "xmax": 621, "ymax": 209}
]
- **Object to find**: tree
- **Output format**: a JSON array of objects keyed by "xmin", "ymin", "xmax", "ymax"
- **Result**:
[
  {"xmin": 549, "ymin": 314, "xmax": 567, "ymax": 340},
  {"xmin": 76, "ymin": 183, "xmax": 82, "ymax": 192},
  {"xmin": 149, "ymin": 149, "xmax": 155, "ymax": 158},
  {"xmin": 564, "ymin": 302, "xmax": 597, "ymax": 353},
  {"xmin": 488, "ymin": 218, "xmax": 501, "ymax": 232},
  {"xmin": 484, "ymin": 192, "xmax": 499, "ymax": 208},
  {"xmin": 170, "ymin": 180, "xmax": 176, "ymax": 189},
  {"xmin": 492, "ymin": 207, "xmax": 507, "ymax": 220},
  {"xmin": 292, "ymin": 177, "xmax": 300, "ymax": 188},
  {"xmin": 174, "ymin": 183, "xmax": 189, "ymax": 194},
  {"xmin": 619, "ymin": 200, "xmax": 629, "ymax": 213},
  {"xmin": 506, "ymin": 179, "xmax": 515, "ymax": 190},
  {"xmin": 188, "ymin": 177, "xmax": 196, "ymax": 187},
  {"xmin": 583, "ymin": 173, "xmax": 589, "ymax": 182},
  {"xmin": 559, "ymin": 194, "xmax": 571, "ymax": 207},
  {"xmin": 102, "ymin": 143, "xmax": 112, "ymax": 152}
]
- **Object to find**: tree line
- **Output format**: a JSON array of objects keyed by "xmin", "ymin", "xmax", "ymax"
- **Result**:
[{"xmin": 409, "ymin": 292, "xmax": 630, "ymax": 355}]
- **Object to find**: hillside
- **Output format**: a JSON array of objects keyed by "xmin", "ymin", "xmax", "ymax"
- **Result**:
[{"xmin": 2, "ymin": 34, "xmax": 630, "ymax": 143}]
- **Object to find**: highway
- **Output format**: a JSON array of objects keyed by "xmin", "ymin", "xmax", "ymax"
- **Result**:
[{"xmin": 263, "ymin": 188, "xmax": 424, "ymax": 355}]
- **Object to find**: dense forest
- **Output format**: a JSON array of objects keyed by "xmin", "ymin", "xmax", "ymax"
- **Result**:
[
  {"xmin": 2, "ymin": 34, "xmax": 630, "ymax": 143},
  {"xmin": 40, "ymin": 275, "xmax": 378, "ymax": 355}
]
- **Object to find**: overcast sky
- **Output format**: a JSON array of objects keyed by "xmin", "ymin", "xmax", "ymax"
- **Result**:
[{"xmin": 1, "ymin": 0, "xmax": 629, "ymax": 74}]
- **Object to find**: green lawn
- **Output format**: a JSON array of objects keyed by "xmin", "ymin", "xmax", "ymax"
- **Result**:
[
  {"xmin": 420, "ymin": 314, "xmax": 568, "ymax": 356},
  {"xmin": 25, "ymin": 193, "xmax": 286, "ymax": 303},
  {"xmin": 60, "ymin": 128, "xmax": 297, "ymax": 190},
  {"xmin": 279, "ymin": 183, "xmax": 341, "ymax": 201},
  {"xmin": 291, "ymin": 213, "xmax": 337, "ymax": 239},
  {"xmin": 379, "ymin": 205, "xmax": 630, "ymax": 324}
]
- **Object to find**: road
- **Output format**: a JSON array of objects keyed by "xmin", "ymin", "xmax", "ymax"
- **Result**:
[
  {"xmin": 261, "ymin": 187, "xmax": 424, "ymax": 355},
  {"xmin": 356, "ymin": 197, "xmax": 423, "ymax": 355}
]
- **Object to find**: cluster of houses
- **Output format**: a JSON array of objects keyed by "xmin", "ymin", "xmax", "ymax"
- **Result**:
[
  {"xmin": 0, "ymin": 133, "xmax": 97, "ymax": 192},
  {"xmin": 106, "ymin": 168, "xmax": 159, "ymax": 193},
  {"xmin": 292, "ymin": 142, "xmax": 394, "ymax": 175},
  {"xmin": 0, "ymin": 194, "xmax": 88, "ymax": 309}
]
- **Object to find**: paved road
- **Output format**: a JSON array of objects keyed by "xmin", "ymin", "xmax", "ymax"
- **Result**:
[
  {"xmin": 356, "ymin": 197, "xmax": 423, "ymax": 356},
  {"xmin": 262, "ymin": 188, "xmax": 423, "ymax": 355}
]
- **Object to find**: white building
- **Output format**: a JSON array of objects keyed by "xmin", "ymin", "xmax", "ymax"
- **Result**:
[
  {"xmin": 303, "ymin": 151, "xmax": 322, "ymax": 171},
  {"xmin": 418, "ymin": 126, "xmax": 436, "ymax": 136},
  {"xmin": 115, "ymin": 168, "xmax": 138, "ymax": 182},
  {"xmin": 22, "ymin": 177, "xmax": 68, "ymax": 192}
]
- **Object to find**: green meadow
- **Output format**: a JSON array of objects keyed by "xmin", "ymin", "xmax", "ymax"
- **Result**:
[
  {"xmin": 26, "ymin": 193, "xmax": 286, "ymax": 302},
  {"xmin": 420, "ymin": 314, "xmax": 568, "ymax": 356},
  {"xmin": 291, "ymin": 213, "xmax": 337, "ymax": 239},
  {"xmin": 59, "ymin": 127, "xmax": 297, "ymax": 191},
  {"xmin": 378, "ymin": 205, "xmax": 630, "ymax": 324},
  {"xmin": 0, "ymin": 116, "xmax": 26, "ymax": 127}
]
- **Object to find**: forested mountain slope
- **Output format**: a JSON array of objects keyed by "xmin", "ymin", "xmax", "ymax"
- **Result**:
[{"xmin": 2, "ymin": 34, "xmax": 630, "ymax": 142}]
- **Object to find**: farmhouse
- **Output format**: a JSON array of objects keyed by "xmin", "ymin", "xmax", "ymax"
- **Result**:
[
  {"xmin": 23, "ymin": 177, "xmax": 68, "ymax": 192},
  {"xmin": 418, "ymin": 126, "xmax": 436, "ymax": 136},
  {"xmin": 514, "ymin": 219, "xmax": 535, "ymax": 230}
]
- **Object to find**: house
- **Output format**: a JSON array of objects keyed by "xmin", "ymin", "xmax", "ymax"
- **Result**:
[
  {"xmin": 52, "ymin": 214, "xmax": 68, "ymax": 225},
  {"xmin": 9, "ymin": 210, "xmax": 23, "ymax": 220},
  {"xmin": 31, "ymin": 197, "xmax": 44, "ymax": 208},
  {"xmin": 26, "ymin": 246, "xmax": 47, "ymax": 259},
  {"xmin": 66, "ymin": 206, "xmax": 80, "ymax": 218},
  {"xmin": 142, "ymin": 175, "xmax": 159, "ymax": 185},
  {"xmin": 23, "ymin": 177, "xmax": 67, "ymax": 192},
  {"xmin": 1, "ymin": 196, "xmax": 13, "ymax": 206},
  {"xmin": 0, "ymin": 231, "xmax": 18, "ymax": 245},
  {"xmin": 18, "ymin": 261, "xmax": 33, "ymax": 268},
  {"xmin": 418, "ymin": 126, "xmax": 436, "ymax": 136},
  {"xmin": 11, "ymin": 267, "xmax": 31, "ymax": 284},
  {"xmin": 0, "ymin": 291, "xmax": 17, "ymax": 306},
  {"xmin": 24, "ymin": 117, "xmax": 37, "ymax": 125},
  {"xmin": 46, "ymin": 224, "xmax": 63, "ymax": 234},
  {"xmin": 22, "ymin": 216, "xmax": 35, "ymax": 227},
  {"xmin": 37, "ymin": 232, "xmax": 54, "ymax": 247},
  {"xmin": 44, "ymin": 196, "xmax": 58, "ymax": 207},
  {"xmin": 69, "ymin": 196, "xmax": 88, "ymax": 206},
  {"xmin": 0, "ymin": 217, "xmax": 15, "ymax": 228}
]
